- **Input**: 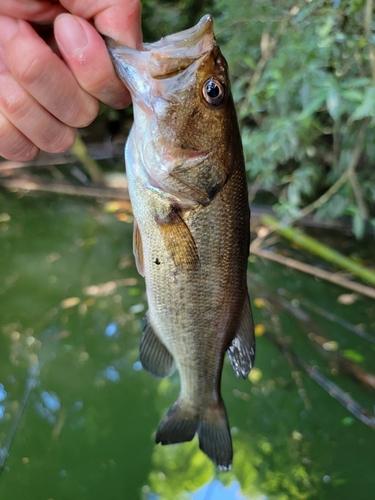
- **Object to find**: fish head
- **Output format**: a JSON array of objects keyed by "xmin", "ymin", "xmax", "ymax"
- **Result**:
[{"xmin": 107, "ymin": 15, "xmax": 240, "ymax": 205}]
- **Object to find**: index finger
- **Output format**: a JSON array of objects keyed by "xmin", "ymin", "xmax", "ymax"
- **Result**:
[{"xmin": 61, "ymin": 0, "xmax": 142, "ymax": 47}]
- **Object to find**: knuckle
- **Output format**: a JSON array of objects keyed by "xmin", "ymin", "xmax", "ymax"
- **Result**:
[
  {"xmin": 0, "ymin": 116, "xmax": 38, "ymax": 161},
  {"xmin": 43, "ymin": 126, "xmax": 76, "ymax": 153},
  {"xmin": 0, "ymin": 88, "xmax": 29, "ymax": 120},
  {"xmin": 15, "ymin": 145, "xmax": 39, "ymax": 161},
  {"xmin": 13, "ymin": 52, "xmax": 47, "ymax": 87},
  {"xmin": 67, "ymin": 98, "xmax": 99, "ymax": 128}
]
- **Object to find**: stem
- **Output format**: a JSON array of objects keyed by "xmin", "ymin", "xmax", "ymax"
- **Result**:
[
  {"xmin": 267, "ymin": 333, "xmax": 375, "ymax": 430},
  {"xmin": 252, "ymin": 247, "xmax": 375, "ymax": 299},
  {"xmin": 70, "ymin": 133, "xmax": 104, "ymax": 185},
  {"xmin": 365, "ymin": 0, "xmax": 375, "ymax": 84},
  {"xmin": 348, "ymin": 168, "xmax": 369, "ymax": 220},
  {"xmin": 260, "ymin": 214, "xmax": 375, "ymax": 286},
  {"xmin": 0, "ymin": 175, "xmax": 128, "ymax": 200}
]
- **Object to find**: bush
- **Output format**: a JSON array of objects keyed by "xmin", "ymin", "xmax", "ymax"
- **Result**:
[{"xmin": 215, "ymin": 0, "xmax": 375, "ymax": 237}]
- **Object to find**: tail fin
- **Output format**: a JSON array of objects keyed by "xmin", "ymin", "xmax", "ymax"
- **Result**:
[
  {"xmin": 197, "ymin": 403, "xmax": 233, "ymax": 471},
  {"xmin": 155, "ymin": 402, "xmax": 199, "ymax": 445},
  {"xmin": 155, "ymin": 399, "xmax": 233, "ymax": 470}
]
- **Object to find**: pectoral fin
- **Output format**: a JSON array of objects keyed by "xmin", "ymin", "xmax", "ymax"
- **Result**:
[
  {"xmin": 156, "ymin": 207, "xmax": 200, "ymax": 271},
  {"xmin": 140, "ymin": 314, "xmax": 175, "ymax": 378},
  {"xmin": 133, "ymin": 219, "xmax": 145, "ymax": 277},
  {"xmin": 227, "ymin": 293, "xmax": 255, "ymax": 378}
]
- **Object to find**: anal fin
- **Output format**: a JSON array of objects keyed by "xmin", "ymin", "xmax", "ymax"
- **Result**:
[
  {"xmin": 227, "ymin": 293, "xmax": 255, "ymax": 378},
  {"xmin": 155, "ymin": 401, "xmax": 198, "ymax": 445},
  {"xmin": 140, "ymin": 314, "xmax": 175, "ymax": 378}
]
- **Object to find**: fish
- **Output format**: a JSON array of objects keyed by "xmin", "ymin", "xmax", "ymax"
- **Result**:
[{"xmin": 107, "ymin": 14, "xmax": 255, "ymax": 470}]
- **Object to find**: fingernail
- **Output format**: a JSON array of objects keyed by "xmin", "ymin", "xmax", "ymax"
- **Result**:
[
  {"xmin": 55, "ymin": 14, "xmax": 88, "ymax": 55},
  {"xmin": 0, "ymin": 16, "xmax": 20, "ymax": 42}
]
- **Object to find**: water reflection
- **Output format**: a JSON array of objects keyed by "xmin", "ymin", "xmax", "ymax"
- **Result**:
[
  {"xmin": 192, "ymin": 480, "xmax": 251, "ymax": 500},
  {"xmin": 35, "ymin": 391, "xmax": 61, "ymax": 424},
  {"xmin": 103, "ymin": 366, "xmax": 120, "ymax": 382},
  {"xmin": 105, "ymin": 322, "xmax": 118, "ymax": 338},
  {"xmin": 0, "ymin": 384, "xmax": 6, "ymax": 402},
  {"xmin": 0, "ymin": 193, "xmax": 374, "ymax": 500}
]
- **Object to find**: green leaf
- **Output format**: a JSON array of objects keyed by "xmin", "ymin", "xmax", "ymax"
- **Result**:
[
  {"xmin": 326, "ymin": 89, "xmax": 341, "ymax": 120},
  {"xmin": 350, "ymin": 86, "xmax": 375, "ymax": 122},
  {"xmin": 298, "ymin": 92, "xmax": 327, "ymax": 119},
  {"xmin": 340, "ymin": 89, "xmax": 364, "ymax": 103},
  {"xmin": 342, "ymin": 349, "xmax": 364, "ymax": 363},
  {"xmin": 352, "ymin": 212, "xmax": 365, "ymax": 239},
  {"xmin": 341, "ymin": 417, "xmax": 355, "ymax": 427},
  {"xmin": 288, "ymin": 183, "xmax": 300, "ymax": 205},
  {"xmin": 326, "ymin": 194, "xmax": 347, "ymax": 218}
]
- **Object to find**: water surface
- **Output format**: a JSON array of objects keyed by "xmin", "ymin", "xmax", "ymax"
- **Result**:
[{"xmin": 0, "ymin": 192, "xmax": 374, "ymax": 500}]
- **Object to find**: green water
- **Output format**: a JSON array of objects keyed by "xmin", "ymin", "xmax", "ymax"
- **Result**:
[{"xmin": 0, "ymin": 192, "xmax": 374, "ymax": 500}]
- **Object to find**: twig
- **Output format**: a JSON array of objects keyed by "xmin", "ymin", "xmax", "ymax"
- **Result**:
[
  {"xmin": 251, "ymin": 247, "xmax": 375, "ymax": 300},
  {"xmin": 260, "ymin": 214, "xmax": 375, "ymax": 287},
  {"xmin": 0, "ymin": 176, "xmax": 129, "ymax": 200},
  {"xmin": 70, "ymin": 133, "xmax": 104, "ymax": 185},
  {"xmin": 270, "ymin": 310, "xmax": 312, "ymax": 410},
  {"xmin": 0, "ymin": 143, "xmax": 124, "ymax": 173},
  {"xmin": 278, "ymin": 298, "xmax": 375, "ymax": 391},
  {"xmin": 0, "ymin": 372, "xmax": 38, "ymax": 475},
  {"xmin": 348, "ymin": 168, "xmax": 369, "ymax": 220},
  {"xmin": 299, "ymin": 298, "xmax": 375, "ymax": 344},
  {"xmin": 365, "ymin": 0, "xmax": 375, "ymax": 84},
  {"xmin": 266, "ymin": 333, "xmax": 375, "ymax": 430},
  {"xmin": 247, "ymin": 174, "xmax": 264, "ymax": 203}
]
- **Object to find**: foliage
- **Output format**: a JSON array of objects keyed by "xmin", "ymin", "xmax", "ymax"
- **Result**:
[{"xmin": 214, "ymin": 0, "xmax": 375, "ymax": 237}]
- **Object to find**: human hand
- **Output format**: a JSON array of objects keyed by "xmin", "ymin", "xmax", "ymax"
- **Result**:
[{"xmin": 0, "ymin": 0, "xmax": 142, "ymax": 161}]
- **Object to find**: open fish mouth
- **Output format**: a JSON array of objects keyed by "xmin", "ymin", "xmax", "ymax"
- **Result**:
[
  {"xmin": 142, "ymin": 14, "xmax": 214, "ymax": 68},
  {"xmin": 106, "ymin": 15, "xmax": 215, "ymax": 88}
]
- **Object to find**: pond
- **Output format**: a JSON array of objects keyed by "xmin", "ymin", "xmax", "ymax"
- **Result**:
[{"xmin": 0, "ymin": 191, "xmax": 374, "ymax": 500}]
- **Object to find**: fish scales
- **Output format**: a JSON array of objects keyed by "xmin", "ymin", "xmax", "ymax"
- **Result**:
[
  {"xmin": 139, "ymin": 161, "xmax": 249, "ymax": 399},
  {"xmin": 107, "ymin": 14, "xmax": 255, "ymax": 470}
]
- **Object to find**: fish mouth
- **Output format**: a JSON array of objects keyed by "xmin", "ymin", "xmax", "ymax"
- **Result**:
[
  {"xmin": 106, "ymin": 15, "xmax": 215, "ymax": 90},
  {"xmin": 143, "ymin": 14, "xmax": 213, "ymax": 59}
]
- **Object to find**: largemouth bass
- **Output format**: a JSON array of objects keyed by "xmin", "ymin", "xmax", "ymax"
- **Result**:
[{"xmin": 107, "ymin": 15, "xmax": 255, "ymax": 470}]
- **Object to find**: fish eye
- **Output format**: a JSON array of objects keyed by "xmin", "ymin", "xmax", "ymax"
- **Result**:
[{"xmin": 202, "ymin": 78, "xmax": 225, "ymax": 106}]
